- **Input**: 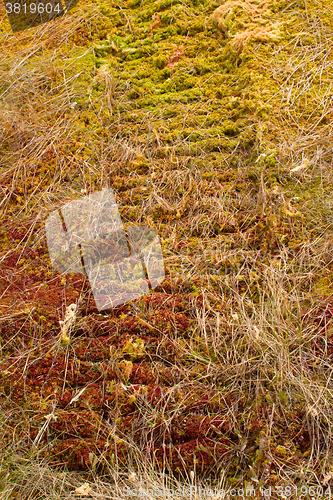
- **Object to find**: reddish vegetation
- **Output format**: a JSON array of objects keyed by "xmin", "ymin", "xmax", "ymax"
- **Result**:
[
  {"xmin": 0, "ymin": 214, "xmax": 316, "ymax": 478},
  {"xmin": 0, "ymin": 216, "xmax": 238, "ymax": 476}
]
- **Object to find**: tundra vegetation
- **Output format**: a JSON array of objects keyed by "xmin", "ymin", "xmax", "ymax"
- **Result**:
[{"xmin": 1, "ymin": 0, "xmax": 333, "ymax": 498}]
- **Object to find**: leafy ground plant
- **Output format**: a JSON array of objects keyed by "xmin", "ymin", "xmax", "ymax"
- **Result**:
[{"xmin": 1, "ymin": 0, "xmax": 333, "ymax": 498}]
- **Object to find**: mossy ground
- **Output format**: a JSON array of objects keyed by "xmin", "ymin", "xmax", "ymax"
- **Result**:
[{"xmin": 1, "ymin": 0, "xmax": 333, "ymax": 497}]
